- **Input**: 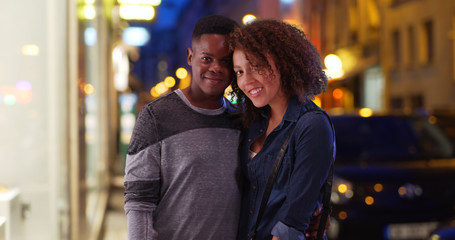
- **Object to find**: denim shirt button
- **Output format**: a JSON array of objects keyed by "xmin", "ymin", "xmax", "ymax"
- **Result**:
[
  {"xmin": 252, "ymin": 185, "xmax": 257, "ymax": 189},
  {"xmin": 248, "ymin": 138, "xmax": 252, "ymax": 142}
]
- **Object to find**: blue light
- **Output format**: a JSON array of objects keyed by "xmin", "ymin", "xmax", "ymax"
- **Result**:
[
  {"xmin": 84, "ymin": 27, "xmax": 97, "ymax": 46},
  {"xmin": 281, "ymin": 0, "xmax": 295, "ymax": 4},
  {"xmin": 123, "ymin": 27, "xmax": 150, "ymax": 47}
]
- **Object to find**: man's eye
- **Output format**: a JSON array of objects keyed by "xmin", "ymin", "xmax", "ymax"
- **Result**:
[{"xmin": 201, "ymin": 57, "xmax": 211, "ymax": 62}]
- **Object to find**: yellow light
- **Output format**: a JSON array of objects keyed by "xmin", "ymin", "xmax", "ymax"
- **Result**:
[
  {"xmin": 84, "ymin": 5, "xmax": 96, "ymax": 20},
  {"xmin": 324, "ymin": 54, "xmax": 342, "ymax": 72},
  {"xmin": 324, "ymin": 68, "xmax": 344, "ymax": 80},
  {"xmin": 164, "ymin": 76, "xmax": 176, "ymax": 88},
  {"xmin": 242, "ymin": 14, "xmax": 256, "ymax": 25},
  {"xmin": 118, "ymin": 0, "xmax": 161, "ymax": 6},
  {"xmin": 282, "ymin": 19, "xmax": 304, "ymax": 30},
  {"xmin": 22, "ymin": 45, "xmax": 40, "ymax": 56},
  {"xmin": 155, "ymin": 82, "xmax": 168, "ymax": 94},
  {"xmin": 338, "ymin": 211, "xmax": 347, "ymax": 220},
  {"xmin": 150, "ymin": 87, "xmax": 160, "ymax": 98},
  {"xmin": 428, "ymin": 116, "xmax": 437, "ymax": 124},
  {"xmin": 176, "ymin": 67, "xmax": 188, "ymax": 79},
  {"xmin": 313, "ymin": 96, "xmax": 321, "ymax": 107},
  {"xmin": 431, "ymin": 234, "xmax": 440, "ymax": 240},
  {"xmin": 85, "ymin": 0, "xmax": 95, "ymax": 4},
  {"xmin": 359, "ymin": 108, "xmax": 373, "ymax": 117},
  {"xmin": 178, "ymin": 75, "xmax": 191, "ymax": 89},
  {"xmin": 119, "ymin": 5, "xmax": 155, "ymax": 20},
  {"xmin": 17, "ymin": 91, "xmax": 33, "ymax": 104},
  {"xmin": 0, "ymin": 186, "xmax": 7, "ymax": 193},
  {"xmin": 365, "ymin": 196, "xmax": 374, "ymax": 205},
  {"xmin": 338, "ymin": 184, "xmax": 348, "ymax": 194},
  {"xmin": 333, "ymin": 88, "xmax": 343, "ymax": 100},
  {"xmin": 374, "ymin": 183, "xmax": 383, "ymax": 192},
  {"xmin": 84, "ymin": 83, "xmax": 95, "ymax": 95}
]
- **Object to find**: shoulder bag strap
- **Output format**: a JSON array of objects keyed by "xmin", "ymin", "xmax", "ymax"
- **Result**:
[
  {"xmin": 251, "ymin": 119, "xmax": 298, "ymax": 239},
  {"xmin": 252, "ymin": 108, "xmax": 319, "ymax": 238},
  {"xmin": 251, "ymin": 108, "xmax": 335, "ymax": 240}
]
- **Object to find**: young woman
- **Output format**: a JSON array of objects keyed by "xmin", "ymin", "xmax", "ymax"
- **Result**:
[{"xmin": 230, "ymin": 19, "xmax": 335, "ymax": 240}]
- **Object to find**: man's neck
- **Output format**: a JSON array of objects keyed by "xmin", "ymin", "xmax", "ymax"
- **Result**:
[{"xmin": 181, "ymin": 88, "xmax": 224, "ymax": 110}]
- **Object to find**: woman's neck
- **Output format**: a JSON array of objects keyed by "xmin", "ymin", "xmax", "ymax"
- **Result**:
[{"xmin": 266, "ymin": 96, "xmax": 290, "ymax": 136}]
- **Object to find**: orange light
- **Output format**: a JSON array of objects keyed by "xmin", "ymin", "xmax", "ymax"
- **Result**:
[
  {"xmin": 338, "ymin": 211, "xmax": 348, "ymax": 220},
  {"xmin": 365, "ymin": 196, "xmax": 374, "ymax": 205},
  {"xmin": 374, "ymin": 183, "xmax": 383, "ymax": 192},
  {"xmin": 333, "ymin": 88, "xmax": 343, "ymax": 100}
]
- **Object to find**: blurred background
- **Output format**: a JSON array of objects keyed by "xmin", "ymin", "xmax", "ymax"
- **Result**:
[{"xmin": 1, "ymin": 0, "xmax": 455, "ymax": 239}]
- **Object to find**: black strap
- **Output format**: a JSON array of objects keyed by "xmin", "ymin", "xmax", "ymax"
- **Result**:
[
  {"xmin": 252, "ymin": 120, "xmax": 298, "ymax": 239},
  {"xmin": 252, "ymin": 109, "xmax": 335, "ymax": 240}
]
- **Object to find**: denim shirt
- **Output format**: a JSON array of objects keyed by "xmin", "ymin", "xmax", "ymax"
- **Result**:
[{"xmin": 237, "ymin": 96, "xmax": 335, "ymax": 240}]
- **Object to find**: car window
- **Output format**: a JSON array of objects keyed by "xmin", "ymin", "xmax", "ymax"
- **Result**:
[{"xmin": 332, "ymin": 116, "xmax": 455, "ymax": 163}]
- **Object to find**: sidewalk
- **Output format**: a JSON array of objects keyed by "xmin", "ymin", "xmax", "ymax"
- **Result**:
[{"xmin": 103, "ymin": 176, "xmax": 127, "ymax": 240}]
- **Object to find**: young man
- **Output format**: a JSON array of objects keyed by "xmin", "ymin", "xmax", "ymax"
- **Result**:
[
  {"xmin": 124, "ymin": 15, "xmax": 327, "ymax": 240},
  {"xmin": 124, "ymin": 15, "xmax": 242, "ymax": 240}
]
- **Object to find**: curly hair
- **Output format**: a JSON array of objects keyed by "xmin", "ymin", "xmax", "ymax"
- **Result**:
[{"xmin": 229, "ymin": 18, "xmax": 328, "ymax": 127}]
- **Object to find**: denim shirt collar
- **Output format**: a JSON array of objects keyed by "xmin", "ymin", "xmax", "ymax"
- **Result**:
[{"xmin": 258, "ymin": 94, "xmax": 317, "ymax": 127}]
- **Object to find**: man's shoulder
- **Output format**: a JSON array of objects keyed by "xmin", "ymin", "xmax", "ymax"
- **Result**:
[{"xmin": 142, "ymin": 91, "xmax": 184, "ymax": 113}]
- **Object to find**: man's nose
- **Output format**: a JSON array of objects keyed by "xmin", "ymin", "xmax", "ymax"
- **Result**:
[{"xmin": 209, "ymin": 61, "xmax": 222, "ymax": 73}]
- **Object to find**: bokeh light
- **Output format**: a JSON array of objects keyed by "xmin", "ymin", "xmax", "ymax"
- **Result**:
[
  {"xmin": 118, "ymin": 0, "xmax": 161, "ymax": 6},
  {"xmin": 119, "ymin": 5, "xmax": 155, "ymax": 21},
  {"xmin": 365, "ymin": 196, "xmax": 375, "ymax": 205},
  {"xmin": 175, "ymin": 68, "xmax": 188, "ymax": 79},
  {"xmin": 16, "ymin": 80, "xmax": 32, "ymax": 91},
  {"xmin": 84, "ymin": 83, "xmax": 95, "ymax": 95},
  {"xmin": 22, "ymin": 45, "xmax": 40, "ymax": 56},
  {"xmin": 4, "ymin": 95, "xmax": 16, "ymax": 105},
  {"xmin": 242, "ymin": 14, "xmax": 256, "ymax": 25},
  {"xmin": 359, "ymin": 108, "xmax": 373, "ymax": 117},
  {"xmin": 164, "ymin": 76, "xmax": 176, "ymax": 88}
]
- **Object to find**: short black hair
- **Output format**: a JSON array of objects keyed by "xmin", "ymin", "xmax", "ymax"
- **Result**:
[{"xmin": 192, "ymin": 15, "xmax": 239, "ymax": 40}]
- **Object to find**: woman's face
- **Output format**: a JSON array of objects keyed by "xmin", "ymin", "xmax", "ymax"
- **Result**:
[{"xmin": 233, "ymin": 49, "xmax": 287, "ymax": 109}]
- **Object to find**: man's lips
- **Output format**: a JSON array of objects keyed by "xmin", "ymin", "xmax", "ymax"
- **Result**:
[{"xmin": 204, "ymin": 76, "xmax": 224, "ymax": 82}]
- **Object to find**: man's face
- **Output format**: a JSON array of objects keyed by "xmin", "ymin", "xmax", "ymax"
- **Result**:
[{"xmin": 187, "ymin": 34, "xmax": 233, "ymax": 98}]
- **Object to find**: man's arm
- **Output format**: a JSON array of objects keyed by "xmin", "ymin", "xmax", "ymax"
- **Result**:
[
  {"xmin": 304, "ymin": 205, "xmax": 330, "ymax": 238},
  {"xmin": 124, "ymin": 106, "xmax": 161, "ymax": 240}
]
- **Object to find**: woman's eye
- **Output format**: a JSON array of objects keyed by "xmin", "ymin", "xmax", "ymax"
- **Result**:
[{"xmin": 235, "ymin": 70, "xmax": 243, "ymax": 76}]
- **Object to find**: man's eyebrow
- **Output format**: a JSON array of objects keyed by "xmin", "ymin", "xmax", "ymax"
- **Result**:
[{"xmin": 201, "ymin": 51, "xmax": 214, "ymax": 57}]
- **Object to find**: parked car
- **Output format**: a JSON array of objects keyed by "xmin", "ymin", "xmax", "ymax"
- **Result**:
[
  {"xmin": 428, "ymin": 218, "xmax": 455, "ymax": 240},
  {"xmin": 328, "ymin": 114, "xmax": 455, "ymax": 240}
]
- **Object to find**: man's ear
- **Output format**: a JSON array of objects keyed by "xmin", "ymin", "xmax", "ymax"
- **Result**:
[{"xmin": 186, "ymin": 48, "xmax": 193, "ymax": 66}]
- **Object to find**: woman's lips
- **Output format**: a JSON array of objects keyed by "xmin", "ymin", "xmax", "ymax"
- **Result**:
[{"xmin": 248, "ymin": 87, "xmax": 263, "ymax": 96}]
